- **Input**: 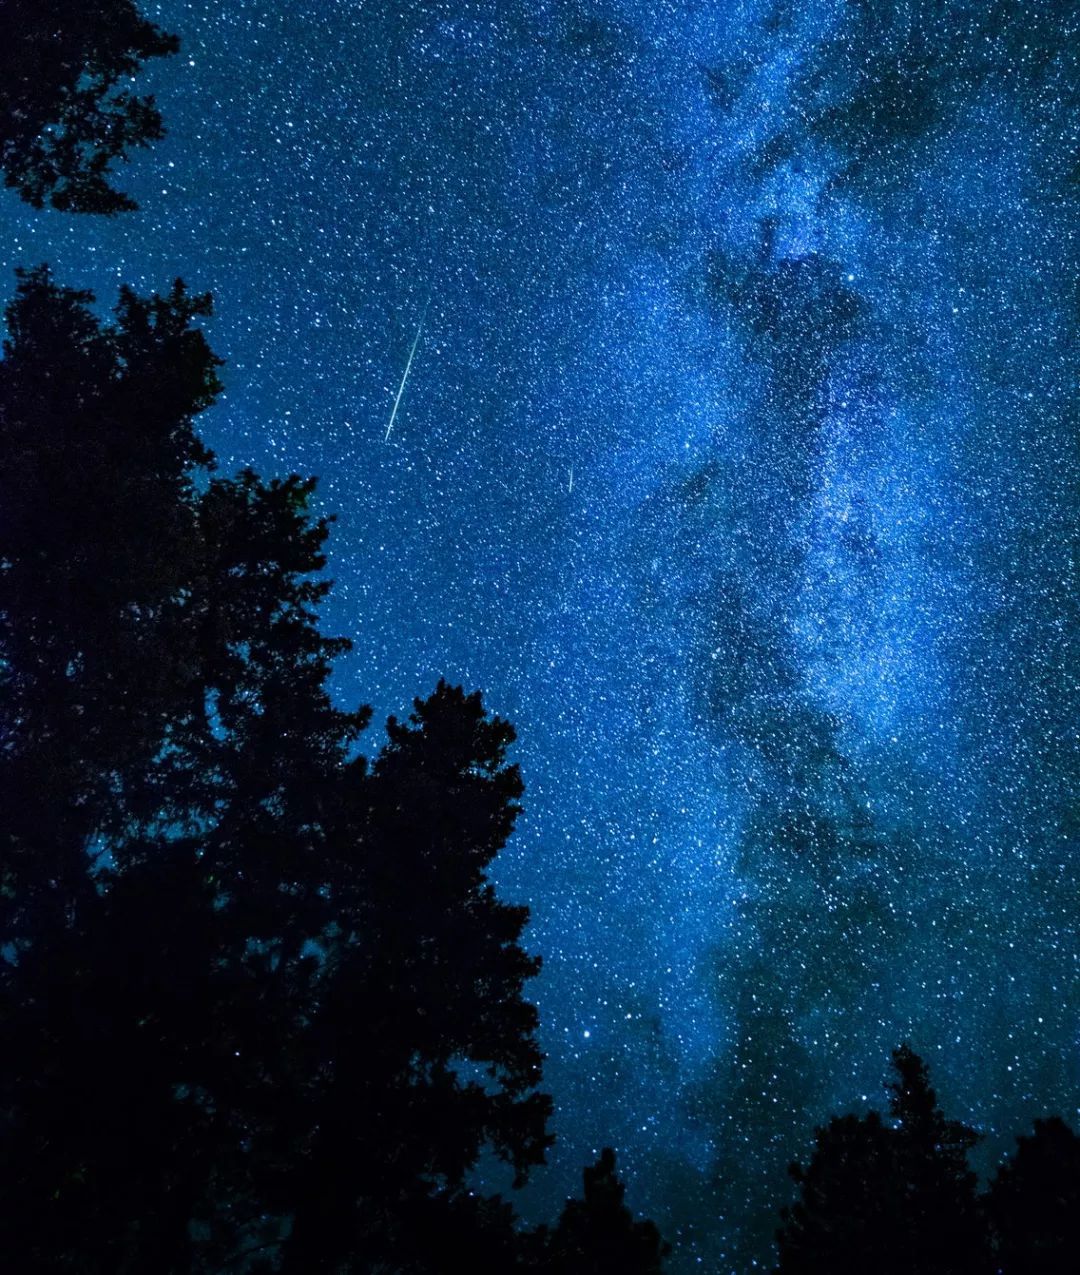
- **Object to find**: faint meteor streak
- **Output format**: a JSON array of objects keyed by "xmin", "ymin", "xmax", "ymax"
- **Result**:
[{"xmin": 383, "ymin": 296, "xmax": 430, "ymax": 443}]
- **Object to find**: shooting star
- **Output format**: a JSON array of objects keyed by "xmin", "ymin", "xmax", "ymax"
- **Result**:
[{"xmin": 384, "ymin": 296, "xmax": 430, "ymax": 443}]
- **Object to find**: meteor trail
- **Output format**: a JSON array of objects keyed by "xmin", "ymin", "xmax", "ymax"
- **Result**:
[{"xmin": 383, "ymin": 296, "xmax": 430, "ymax": 443}]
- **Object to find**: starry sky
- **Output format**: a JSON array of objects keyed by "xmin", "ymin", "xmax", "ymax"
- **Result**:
[{"xmin": 6, "ymin": 0, "xmax": 1078, "ymax": 1268}]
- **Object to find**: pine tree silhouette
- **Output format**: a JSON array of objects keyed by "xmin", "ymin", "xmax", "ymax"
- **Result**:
[
  {"xmin": 775, "ymin": 1045, "xmax": 990, "ymax": 1275},
  {"xmin": 544, "ymin": 1148, "xmax": 670, "ymax": 1273},
  {"xmin": 277, "ymin": 681, "xmax": 553, "ymax": 1273},
  {"xmin": 0, "ymin": 273, "xmax": 557, "ymax": 1271}
]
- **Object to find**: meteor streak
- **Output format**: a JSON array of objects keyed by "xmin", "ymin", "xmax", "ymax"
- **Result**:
[{"xmin": 383, "ymin": 296, "xmax": 430, "ymax": 443}]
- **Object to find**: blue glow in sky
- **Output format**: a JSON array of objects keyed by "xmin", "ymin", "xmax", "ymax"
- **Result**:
[{"xmin": 6, "ymin": 1, "xmax": 1078, "ymax": 1267}]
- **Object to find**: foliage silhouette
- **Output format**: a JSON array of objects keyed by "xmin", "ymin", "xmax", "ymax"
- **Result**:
[
  {"xmin": 0, "ymin": 9, "xmax": 658, "ymax": 1262},
  {"xmin": 0, "ymin": 268, "xmax": 365, "ymax": 1271},
  {"xmin": 775, "ymin": 1044, "xmax": 990, "ymax": 1275},
  {"xmin": 541, "ymin": 1147, "xmax": 670, "ymax": 1274},
  {"xmin": 987, "ymin": 1115, "xmax": 1080, "ymax": 1275},
  {"xmin": 0, "ymin": 265, "xmax": 220, "ymax": 944},
  {"xmin": 772, "ymin": 1050, "xmax": 1080, "ymax": 1275},
  {"xmin": 275, "ymin": 681, "xmax": 554, "ymax": 1274},
  {"xmin": 0, "ymin": 273, "xmax": 565, "ymax": 1271},
  {"xmin": 0, "ymin": 0, "xmax": 178, "ymax": 212}
]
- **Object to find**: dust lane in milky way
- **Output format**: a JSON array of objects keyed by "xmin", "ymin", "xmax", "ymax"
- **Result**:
[{"xmin": 5, "ymin": 0, "xmax": 1077, "ymax": 1267}]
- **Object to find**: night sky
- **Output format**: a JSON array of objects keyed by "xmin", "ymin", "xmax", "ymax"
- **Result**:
[{"xmin": 6, "ymin": 1, "xmax": 1078, "ymax": 1268}]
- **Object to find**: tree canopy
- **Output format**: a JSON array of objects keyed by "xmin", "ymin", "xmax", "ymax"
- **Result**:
[
  {"xmin": 0, "ymin": 271, "xmax": 564, "ymax": 1272},
  {"xmin": 771, "ymin": 1045, "xmax": 1080, "ymax": 1275},
  {"xmin": 775, "ymin": 1045, "xmax": 989, "ymax": 1275},
  {"xmin": 544, "ymin": 1148, "xmax": 670, "ymax": 1274},
  {"xmin": 987, "ymin": 1116, "xmax": 1080, "ymax": 1275},
  {"xmin": 0, "ymin": 1, "xmax": 178, "ymax": 211}
]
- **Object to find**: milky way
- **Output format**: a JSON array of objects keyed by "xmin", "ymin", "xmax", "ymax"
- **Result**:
[{"xmin": 5, "ymin": 1, "xmax": 1077, "ymax": 1267}]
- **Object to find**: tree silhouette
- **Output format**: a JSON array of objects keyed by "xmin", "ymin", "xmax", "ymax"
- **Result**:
[
  {"xmin": 0, "ymin": 269, "xmax": 361, "ymax": 1271},
  {"xmin": 0, "ymin": 0, "xmax": 666, "ymax": 1258},
  {"xmin": 0, "ymin": 266, "xmax": 221, "ymax": 945},
  {"xmin": 276, "ymin": 681, "xmax": 553, "ymax": 1273},
  {"xmin": 776, "ymin": 1110, "xmax": 900, "ymax": 1275},
  {"xmin": 0, "ymin": 269, "xmax": 561, "ymax": 1271},
  {"xmin": 775, "ymin": 1045, "xmax": 990, "ymax": 1275},
  {"xmin": 543, "ymin": 1147, "xmax": 669, "ymax": 1273},
  {"xmin": 0, "ymin": 269, "xmax": 366, "ymax": 938},
  {"xmin": 0, "ymin": 1, "xmax": 178, "ymax": 212},
  {"xmin": 884, "ymin": 1044, "xmax": 988, "ymax": 1275},
  {"xmin": 0, "ymin": 850, "xmax": 233, "ymax": 1272},
  {"xmin": 987, "ymin": 1116, "xmax": 1080, "ymax": 1275}
]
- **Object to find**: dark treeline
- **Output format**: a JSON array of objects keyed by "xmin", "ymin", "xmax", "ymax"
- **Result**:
[
  {"xmin": 2, "ymin": 3, "xmax": 1079, "ymax": 1273},
  {"xmin": 0, "ymin": 188, "xmax": 668, "ymax": 1275},
  {"xmin": 0, "ymin": 6, "xmax": 669, "ymax": 1272},
  {"xmin": 778, "ymin": 1045, "xmax": 1080, "ymax": 1275}
]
